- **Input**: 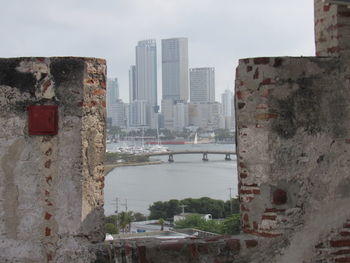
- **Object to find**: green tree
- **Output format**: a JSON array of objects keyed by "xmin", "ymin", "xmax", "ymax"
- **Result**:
[
  {"xmin": 134, "ymin": 212, "xmax": 147, "ymax": 222},
  {"xmin": 148, "ymin": 199, "xmax": 181, "ymax": 220},
  {"xmin": 221, "ymin": 214, "xmax": 240, "ymax": 235},
  {"xmin": 105, "ymin": 223, "xmax": 119, "ymax": 234}
]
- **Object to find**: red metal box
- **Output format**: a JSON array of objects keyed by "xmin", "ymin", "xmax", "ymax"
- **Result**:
[{"xmin": 28, "ymin": 105, "xmax": 58, "ymax": 135}]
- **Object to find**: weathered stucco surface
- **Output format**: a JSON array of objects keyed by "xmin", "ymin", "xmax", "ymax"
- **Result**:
[{"xmin": 0, "ymin": 57, "xmax": 106, "ymax": 262}]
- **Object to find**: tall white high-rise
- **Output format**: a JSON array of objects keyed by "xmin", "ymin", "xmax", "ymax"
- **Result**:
[
  {"xmin": 107, "ymin": 78, "xmax": 119, "ymax": 118},
  {"xmin": 129, "ymin": 65, "xmax": 137, "ymax": 103},
  {"xmin": 129, "ymin": 39, "xmax": 158, "ymax": 128},
  {"xmin": 190, "ymin": 68, "xmax": 215, "ymax": 103},
  {"xmin": 221, "ymin": 89, "xmax": 234, "ymax": 129},
  {"xmin": 162, "ymin": 38, "xmax": 189, "ymax": 101},
  {"xmin": 135, "ymin": 39, "xmax": 158, "ymax": 109},
  {"xmin": 221, "ymin": 89, "xmax": 233, "ymax": 116}
]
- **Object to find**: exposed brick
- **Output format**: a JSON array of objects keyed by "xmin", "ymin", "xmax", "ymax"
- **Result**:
[
  {"xmin": 189, "ymin": 243, "xmax": 198, "ymax": 258},
  {"xmin": 272, "ymin": 189, "xmax": 287, "ymax": 205},
  {"xmin": 253, "ymin": 68, "xmax": 259, "ymax": 79},
  {"xmin": 240, "ymin": 172, "xmax": 248, "ymax": 179},
  {"xmin": 47, "ymin": 253, "xmax": 53, "ymax": 262},
  {"xmin": 255, "ymin": 113, "xmax": 278, "ymax": 121},
  {"xmin": 262, "ymin": 215, "xmax": 277, "ymax": 220},
  {"xmin": 137, "ymin": 246, "xmax": 148, "ymax": 263},
  {"xmin": 241, "ymin": 189, "xmax": 253, "ymax": 195},
  {"xmin": 159, "ymin": 242, "xmax": 184, "ymax": 251},
  {"xmin": 253, "ymin": 189, "xmax": 261, "ymax": 195},
  {"xmin": 227, "ymin": 239, "xmax": 241, "ymax": 251},
  {"xmin": 335, "ymin": 257, "xmax": 350, "ymax": 263},
  {"xmin": 340, "ymin": 232, "xmax": 350, "ymax": 237},
  {"xmin": 44, "ymin": 212, "xmax": 52, "ymax": 220},
  {"xmin": 44, "ymin": 160, "xmax": 51, "ymax": 168},
  {"xmin": 253, "ymin": 57, "xmax": 270, "ymax": 65},
  {"xmin": 245, "ymin": 240, "xmax": 258, "ymax": 248},
  {"xmin": 273, "ymin": 58, "xmax": 284, "ymax": 67},
  {"xmin": 45, "ymin": 227, "xmax": 51, "ymax": 237},
  {"xmin": 260, "ymin": 78, "xmax": 274, "ymax": 86},
  {"xmin": 240, "ymin": 204, "xmax": 250, "ymax": 212},
  {"xmin": 255, "ymin": 231, "xmax": 282, "ymax": 238},
  {"xmin": 261, "ymin": 89, "xmax": 269, "ymax": 98},
  {"xmin": 239, "ymin": 162, "xmax": 246, "ymax": 169},
  {"xmin": 323, "ymin": 5, "xmax": 331, "ymax": 12},
  {"xmin": 93, "ymin": 89, "xmax": 105, "ymax": 95},
  {"xmin": 236, "ymin": 91, "xmax": 245, "ymax": 99},
  {"xmin": 331, "ymin": 240, "xmax": 350, "ymax": 247},
  {"xmin": 333, "ymin": 249, "xmax": 350, "ymax": 255},
  {"xmin": 243, "ymin": 213, "xmax": 249, "ymax": 222},
  {"xmin": 339, "ymin": 11, "xmax": 350, "ymax": 17},
  {"xmin": 265, "ymin": 208, "xmax": 285, "ymax": 213}
]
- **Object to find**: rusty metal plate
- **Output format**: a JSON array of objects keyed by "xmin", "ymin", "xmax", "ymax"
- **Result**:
[{"xmin": 28, "ymin": 105, "xmax": 58, "ymax": 135}]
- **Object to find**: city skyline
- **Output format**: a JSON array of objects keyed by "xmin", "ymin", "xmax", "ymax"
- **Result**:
[{"xmin": 1, "ymin": 1, "xmax": 315, "ymax": 104}]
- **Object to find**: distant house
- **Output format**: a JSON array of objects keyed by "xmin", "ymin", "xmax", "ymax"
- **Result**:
[{"xmin": 173, "ymin": 213, "xmax": 212, "ymax": 222}]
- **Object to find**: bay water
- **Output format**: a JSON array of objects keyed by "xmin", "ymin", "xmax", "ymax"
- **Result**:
[{"xmin": 104, "ymin": 143, "xmax": 238, "ymax": 216}]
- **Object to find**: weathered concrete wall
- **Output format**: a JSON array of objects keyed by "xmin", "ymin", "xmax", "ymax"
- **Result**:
[
  {"xmin": 315, "ymin": 0, "xmax": 350, "ymax": 56},
  {"xmin": 0, "ymin": 57, "xmax": 106, "ymax": 262},
  {"xmin": 235, "ymin": 55, "xmax": 350, "ymax": 262}
]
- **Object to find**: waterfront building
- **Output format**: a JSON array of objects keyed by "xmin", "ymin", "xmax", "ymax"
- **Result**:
[
  {"xmin": 129, "ymin": 39, "xmax": 158, "ymax": 128},
  {"xmin": 173, "ymin": 101, "xmax": 189, "ymax": 132},
  {"xmin": 188, "ymin": 102, "xmax": 222, "ymax": 131},
  {"xmin": 221, "ymin": 89, "xmax": 235, "ymax": 129},
  {"xmin": 162, "ymin": 38, "xmax": 189, "ymax": 102},
  {"xmin": 129, "ymin": 65, "xmax": 137, "ymax": 103},
  {"xmin": 129, "ymin": 100, "xmax": 148, "ymax": 127},
  {"xmin": 110, "ymin": 99, "xmax": 127, "ymax": 128},
  {"xmin": 107, "ymin": 78, "xmax": 119, "ymax": 117},
  {"xmin": 190, "ymin": 67, "xmax": 215, "ymax": 103},
  {"xmin": 161, "ymin": 99, "xmax": 175, "ymax": 130},
  {"xmin": 135, "ymin": 39, "xmax": 158, "ymax": 108}
]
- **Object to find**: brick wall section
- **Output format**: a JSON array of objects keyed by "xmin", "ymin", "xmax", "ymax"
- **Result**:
[
  {"xmin": 315, "ymin": 0, "xmax": 350, "ymax": 56},
  {"xmin": 0, "ymin": 57, "xmax": 106, "ymax": 263},
  {"xmin": 235, "ymin": 55, "xmax": 350, "ymax": 261},
  {"xmin": 93, "ymin": 236, "xmax": 259, "ymax": 263},
  {"xmin": 314, "ymin": 218, "xmax": 350, "ymax": 262}
]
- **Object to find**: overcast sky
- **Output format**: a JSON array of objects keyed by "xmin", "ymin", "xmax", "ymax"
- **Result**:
[{"xmin": 0, "ymin": 0, "xmax": 315, "ymax": 103}]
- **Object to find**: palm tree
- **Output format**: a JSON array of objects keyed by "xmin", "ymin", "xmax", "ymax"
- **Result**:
[
  {"xmin": 118, "ymin": 211, "xmax": 134, "ymax": 233},
  {"xmin": 158, "ymin": 218, "xmax": 165, "ymax": 231}
]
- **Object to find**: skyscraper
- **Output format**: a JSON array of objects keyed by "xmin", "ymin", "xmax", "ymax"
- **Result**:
[
  {"xmin": 190, "ymin": 68, "xmax": 215, "ymax": 103},
  {"xmin": 221, "ymin": 89, "xmax": 234, "ymax": 129},
  {"xmin": 107, "ymin": 78, "xmax": 119, "ymax": 118},
  {"xmin": 135, "ymin": 39, "xmax": 158, "ymax": 109},
  {"xmin": 129, "ymin": 65, "xmax": 137, "ymax": 103},
  {"xmin": 162, "ymin": 38, "xmax": 189, "ymax": 101},
  {"xmin": 129, "ymin": 39, "xmax": 158, "ymax": 128}
]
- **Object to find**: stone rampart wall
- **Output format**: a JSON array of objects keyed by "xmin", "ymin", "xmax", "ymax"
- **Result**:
[{"xmin": 0, "ymin": 57, "xmax": 106, "ymax": 262}]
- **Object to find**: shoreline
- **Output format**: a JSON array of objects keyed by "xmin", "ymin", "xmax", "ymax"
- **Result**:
[{"xmin": 105, "ymin": 160, "xmax": 163, "ymax": 174}]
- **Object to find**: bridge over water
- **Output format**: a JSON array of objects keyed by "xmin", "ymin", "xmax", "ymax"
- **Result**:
[{"xmin": 139, "ymin": 150, "xmax": 236, "ymax": 162}]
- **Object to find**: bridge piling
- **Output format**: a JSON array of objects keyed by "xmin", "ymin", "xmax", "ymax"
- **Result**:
[
  {"xmin": 168, "ymin": 154, "xmax": 174, "ymax": 162},
  {"xmin": 202, "ymin": 153, "xmax": 208, "ymax": 161},
  {"xmin": 225, "ymin": 154, "xmax": 232, "ymax": 161}
]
